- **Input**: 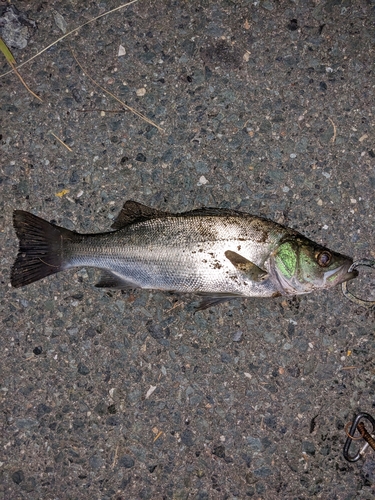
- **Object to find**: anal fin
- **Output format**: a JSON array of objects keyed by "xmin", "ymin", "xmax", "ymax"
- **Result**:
[
  {"xmin": 95, "ymin": 271, "xmax": 139, "ymax": 289},
  {"xmin": 195, "ymin": 293, "xmax": 241, "ymax": 311}
]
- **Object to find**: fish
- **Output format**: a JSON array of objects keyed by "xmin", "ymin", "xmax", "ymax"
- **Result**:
[{"xmin": 10, "ymin": 200, "xmax": 358, "ymax": 309}]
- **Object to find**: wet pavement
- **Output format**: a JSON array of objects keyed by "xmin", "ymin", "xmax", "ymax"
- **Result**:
[{"xmin": 1, "ymin": 1, "xmax": 375, "ymax": 498}]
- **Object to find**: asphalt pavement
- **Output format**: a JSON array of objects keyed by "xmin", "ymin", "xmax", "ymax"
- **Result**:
[{"xmin": 1, "ymin": 1, "xmax": 375, "ymax": 498}]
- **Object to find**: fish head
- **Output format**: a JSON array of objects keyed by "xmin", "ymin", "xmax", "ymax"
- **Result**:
[{"xmin": 272, "ymin": 237, "xmax": 358, "ymax": 295}]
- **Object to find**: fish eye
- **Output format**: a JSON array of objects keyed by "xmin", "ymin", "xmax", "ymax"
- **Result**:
[{"xmin": 316, "ymin": 251, "xmax": 332, "ymax": 267}]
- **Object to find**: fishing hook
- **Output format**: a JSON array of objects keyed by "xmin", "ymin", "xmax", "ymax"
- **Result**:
[{"xmin": 342, "ymin": 259, "xmax": 375, "ymax": 307}]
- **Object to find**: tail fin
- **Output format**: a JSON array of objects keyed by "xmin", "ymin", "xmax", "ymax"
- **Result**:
[{"xmin": 11, "ymin": 210, "xmax": 74, "ymax": 288}]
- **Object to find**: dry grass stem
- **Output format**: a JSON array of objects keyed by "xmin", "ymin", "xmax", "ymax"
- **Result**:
[
  {"xmin": 0, "ymin": 36, "xmax": 42, "ymax": 101},
  {"xmin": 50, "ymin": 132, "xmax": 73, "ymax": 151},
  {"xmin": 0, "ymin": 1, "xmax": 140, "ymax": 79},
  {"xmin": 153, "ymin": 430, "xmax": 163, "ymax": 443},
  {"xmin": 328, "ymin": 117, "xmax": 337, "ymax": 144},
  {"xmin": 11, "ymin": 65, "xmax": 43, "ymax": 102},
  {"xmin": 111, "ymin": 443, "xmax": 119, "ymax": 469},
  {"xmin": 71, "ymin": 48, "xmax": 164, "ymax": 132}
]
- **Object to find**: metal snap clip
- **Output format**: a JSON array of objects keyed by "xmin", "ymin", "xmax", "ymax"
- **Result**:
[{"xmin": 343, "ymin": 412, "xmax": 375, "ymax": 462}]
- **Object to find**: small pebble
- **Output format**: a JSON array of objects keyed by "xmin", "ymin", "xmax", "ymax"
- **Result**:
[
  {"xmin": 232, "ymin": 331, "xmax": 243, "ymax": 342},
  {"xmin": 53, "ymin": 10, "xmax": 67, "ymax": 34},
  {"xmin": 145, "ymin": 385, "xmax": 157, "ymax": 399},
  {"xmin": 118, "ymin": 455, "xmax": 135, "ymax": 468},
  {"xmin": 118, "ymin": 45, "xmax": 126, "ymax": 56},
  {"xmin": 197, "ymin": 175, "xmax": 208, "ymax": 186}
]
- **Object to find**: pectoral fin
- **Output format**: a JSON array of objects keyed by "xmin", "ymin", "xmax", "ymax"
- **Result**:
[{"xmin": 225, "ymin": 250, "xmax": 268, "ymax": 281}]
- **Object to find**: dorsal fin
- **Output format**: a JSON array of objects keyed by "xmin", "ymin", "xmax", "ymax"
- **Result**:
[
  {"xmin": 111, "ymin": 200, "xmax": 170, "ymax": 230},
  {"xmin": 178, "ymin": 207, "xmax": 245, "ymax": 218}
]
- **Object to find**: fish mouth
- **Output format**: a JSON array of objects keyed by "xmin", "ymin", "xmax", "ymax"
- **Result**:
[{"xmin": 326, "ymin": 262, "xmax": 359, "ymax": 286}]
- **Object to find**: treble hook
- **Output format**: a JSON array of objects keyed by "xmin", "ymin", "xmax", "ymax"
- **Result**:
[{"xmin": 342, "ymin": 259, "xmax": 375, "ymax": 307}]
